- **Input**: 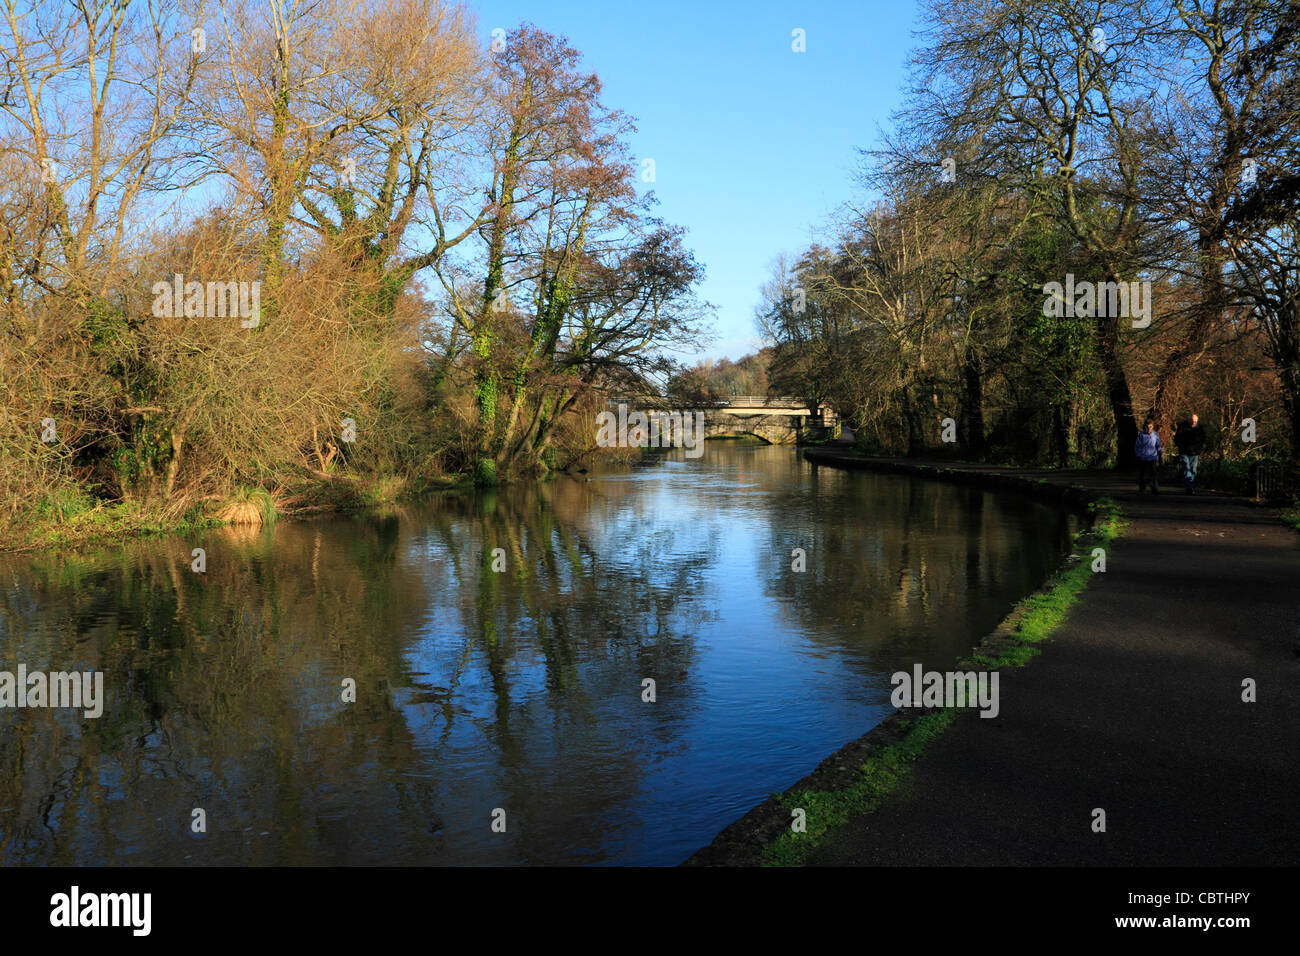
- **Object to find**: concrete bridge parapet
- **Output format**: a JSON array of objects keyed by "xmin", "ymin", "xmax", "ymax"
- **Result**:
[{"xmin": 607, "ymin": 395, "xmax": 836, "ymax": 445}]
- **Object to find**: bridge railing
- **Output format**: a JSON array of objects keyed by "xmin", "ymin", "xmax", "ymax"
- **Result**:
[
  {"xmin": 1252, "ymin": 462, "xmax": 1298, "ymax": 501},
  {"xmin": 605, "ymin": 394, "xmax": 812, "ymax": 409},
  {"xmin": 716, "ymin": 396, "xmax": 807, "ymax": 407}
]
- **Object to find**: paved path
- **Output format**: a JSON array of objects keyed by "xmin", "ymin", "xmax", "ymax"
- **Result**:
[{"xmin": 802, "ymin": 453, "xmax": 1300, "ymax": 866}]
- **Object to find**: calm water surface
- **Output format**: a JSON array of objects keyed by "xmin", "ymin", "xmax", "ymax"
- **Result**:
[{"xmin": 0, "ymin": 444, "xmax": 1077, "ymax": 865}]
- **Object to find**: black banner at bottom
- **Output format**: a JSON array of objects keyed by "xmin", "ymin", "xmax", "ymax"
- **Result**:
[{"xmin": 0, "ymin": 865, "xmax": 1287, "ymax": 942}]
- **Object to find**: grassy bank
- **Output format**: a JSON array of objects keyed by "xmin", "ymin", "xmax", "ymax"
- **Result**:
[
  {"xmin": 2, "ymin": 472, "xmax": 471, "ymax": 555},
  {"xmin": 1281, "ymin": 506, "xmax": 1300, "ymax": 531},
  {"xmin": 5, "ymin": 499, "xmax": 225, "ymax": 554}
]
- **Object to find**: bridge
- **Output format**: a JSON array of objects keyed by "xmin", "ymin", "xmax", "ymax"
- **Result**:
[{"xmin": 607, "ymin": 395, "xmax": 836, "ymax": 445}]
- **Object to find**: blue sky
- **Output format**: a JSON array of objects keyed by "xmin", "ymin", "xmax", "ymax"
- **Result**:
[{"xmin": 472, "ymin": 0, "xmax": 923, "ymax": 362}]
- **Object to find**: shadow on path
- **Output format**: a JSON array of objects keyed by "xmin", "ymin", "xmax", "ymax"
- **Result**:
[{"xmin": 803, "ymin": 453, "xmax": 1300, "ymax": 866}]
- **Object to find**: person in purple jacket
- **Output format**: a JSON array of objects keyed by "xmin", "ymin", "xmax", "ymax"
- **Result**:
[{"xmin": 1134, "ymin": 418, "xmax": 1162, "ymax": 495}]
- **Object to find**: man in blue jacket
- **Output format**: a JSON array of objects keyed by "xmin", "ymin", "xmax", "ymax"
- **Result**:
[{"xmin": 1135, "ymin": 418, "xmax": 1162, "ymax": 495}]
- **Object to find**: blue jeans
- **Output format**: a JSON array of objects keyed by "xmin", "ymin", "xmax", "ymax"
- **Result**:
[{"xmin": 1180, "ymin": 454, "xmax": 1199, "ymax": 490}]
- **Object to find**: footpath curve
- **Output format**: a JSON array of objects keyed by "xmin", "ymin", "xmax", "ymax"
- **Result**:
[
  {"xmin": 802, "ymin": 451, "xmax": 1300, "ymax": 866},
  {"xmin": 686, "ymin": 450, "xmax": 1300, "ymax": 866}
]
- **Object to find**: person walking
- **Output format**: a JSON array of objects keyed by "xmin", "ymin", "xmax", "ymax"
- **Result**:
[
  {"xmin": 1135, "ymin": 418, "xmax": 1162, "ymax": 495},
  {"xmin": 1173, "ymin": 413, "xmax": 1207, "ymax": 494}
]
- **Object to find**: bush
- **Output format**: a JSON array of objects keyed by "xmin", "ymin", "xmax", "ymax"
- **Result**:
[
  {"xmin": 216, "ymin": 486, "xmax": 278, "ymax": 527},
  {"xmin": 34, "ymin": 486, "xmax": 98, "ymax": 524}
]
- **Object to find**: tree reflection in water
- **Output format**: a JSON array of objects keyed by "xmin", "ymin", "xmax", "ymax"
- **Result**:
[{"xmin": 0, "ymin": 445, "xmax": 1074, "ymax": 865}]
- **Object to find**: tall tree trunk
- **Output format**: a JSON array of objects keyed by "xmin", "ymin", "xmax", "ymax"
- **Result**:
[
  {"xmin": 473, "ymin": 140, "xmax": 519, "ymax": 485},
  {"xmin": 261, "ymin": 37, "xmax": 293, "ymax": 322},
  {"xmin": 1094, "ymin": 308, "xmax": 1139, "ymax": 468},
  {"xmin": 1152, "ymin": 235, "xmax": 1227, "ymax": 431},
  {"xmin": 963, "ymin": 349, "xmax": 986, "ymax": 457},
  {"xmin": 163, "ymin": 416, "xmax": 191, "ymax": 499},
  {"xmin": 1270, "ymin": 305, "xmax": 1300, "ymax": 467},
  {"xmin": 1051, "ymin": 403, "xmax": 1070, "ymax": 469},
  {"xmin": 472, "ymin": 326, "xmax": 499, "ymax": 485},
  {"xmin": 497, "ymin": 199, "xmax": 591, "ymax": 474},
  {"xmin": 900, "ymin": 383, "xmax": 924, "ymax": 456}
]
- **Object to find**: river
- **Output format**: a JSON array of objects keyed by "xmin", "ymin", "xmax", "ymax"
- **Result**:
[{"xmin": 0, "ymin": 443, "xmax": 1077, "ymax": 865}]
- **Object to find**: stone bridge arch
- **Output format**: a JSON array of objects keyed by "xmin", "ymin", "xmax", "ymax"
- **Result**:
[
  {"xmin": 701, "ymin": 412, "xmax": 799, "ymax": 445},
  {"xmin": 697, "ymin": 396, "xmax": 837, "ymax": 445},
  {"xmin": 607, "ymin": 395, "xmax": 837, "ymax": 447}
]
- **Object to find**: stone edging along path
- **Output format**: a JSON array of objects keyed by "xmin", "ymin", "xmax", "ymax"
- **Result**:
[{"xmin": 683, "ymin": 449, "xmax": 1300, "ymax": 867}]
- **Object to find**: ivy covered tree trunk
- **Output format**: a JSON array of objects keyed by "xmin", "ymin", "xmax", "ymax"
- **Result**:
[
  {"xmin": 260, "ymin": 56, "xmax": 293, "ymax": 325},
  {"xmin": 472, "ymin": 325, "xmax": 499, "ymax": 485},
  {"xmin": 497, "ymin": 226, "xmax": 584, "ymax": 476},
  {"xmin": 470, "ymin": 108, "xmax": 526, "ymax": 485}
]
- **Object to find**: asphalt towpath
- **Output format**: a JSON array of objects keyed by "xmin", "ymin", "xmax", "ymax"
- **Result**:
[{"xmin": 801, "ymin": 452, "xmax": 1300, "ymax": 866}]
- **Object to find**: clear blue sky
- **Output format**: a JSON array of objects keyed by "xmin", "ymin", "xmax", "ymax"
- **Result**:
[{"xmin": 472, "ymin": 0, "xmax": 922, "ymax": 362}]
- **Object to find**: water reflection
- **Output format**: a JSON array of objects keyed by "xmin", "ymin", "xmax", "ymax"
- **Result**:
[{"xmin": 0, "ymin": 445, "xmax": 1076, "ymax": 865}]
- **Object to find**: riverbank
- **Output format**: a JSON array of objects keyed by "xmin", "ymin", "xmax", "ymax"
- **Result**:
[
  {"xmin": 0, "ymin": 472, "xmax": 472, "ymax": 555},
  {"xmin": 687, "ymin": 450, "xmax": 1300, "ymax": 866}
]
